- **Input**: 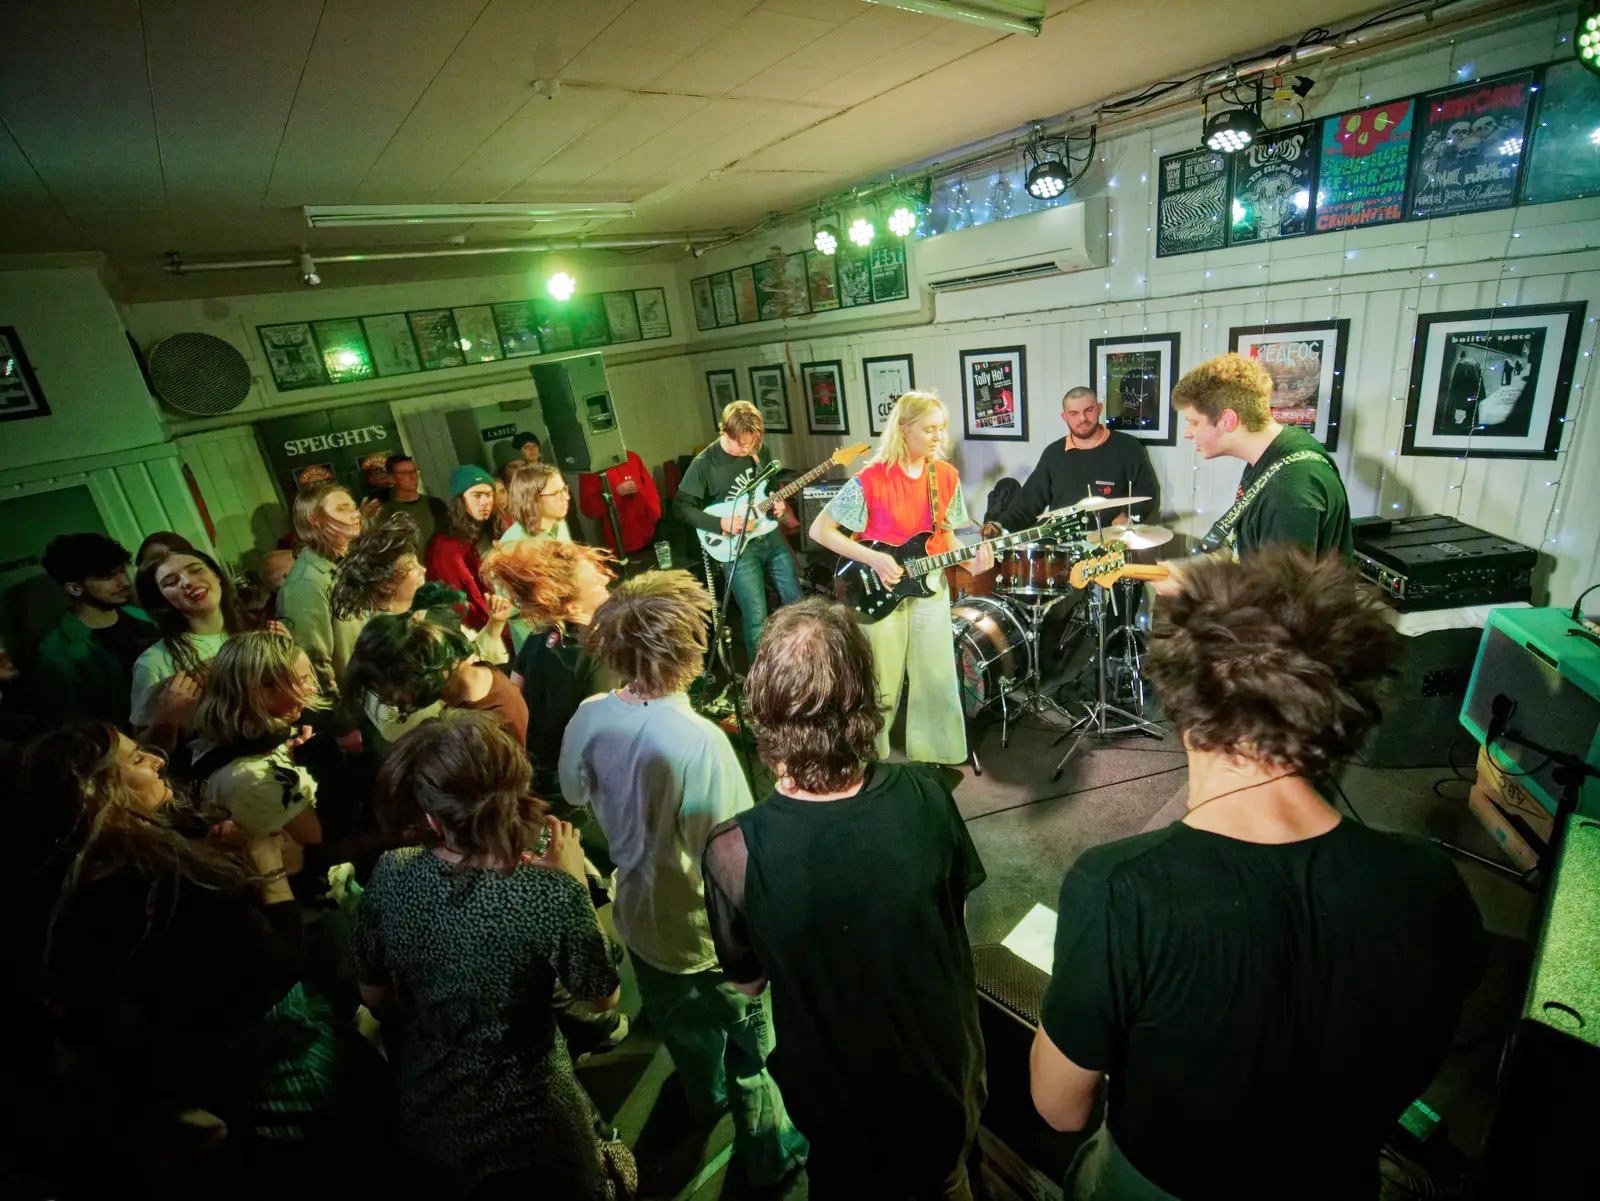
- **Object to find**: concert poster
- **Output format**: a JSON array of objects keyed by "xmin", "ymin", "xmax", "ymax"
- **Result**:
[
  {"xmin": 258, "ymin": 322, "xmax": 327, "ymax": 390},
  {"xmin": 1408, "ymin": 71, "xmax": 1535, "ymax": 218},
  {"xmin": 869, "ymin": 243, "xmax": 909, "ymax": 302},
  {"xmin": 567, "ymin": 294, "xmax": 611, "ymax": 349},
  {"xmin": 691, "ymin": 277, "xmax": 716, "ymax": 330},
  {"xmin": 1316, "ymin": 100, "xmax": 1414, "ymax": 232},
  {"xmin": 748, "ymin": 364, "xmax": 791, "ymax": 432},
  {"xmin": 961, "ymin": 345, "xmax": 1028, "ymax": 441},
  {"xmin": 407, "ymin": 309, "xmax": 466, "ymax": 370},
  {"xmin": 1230, "ymin": 123, "xmax": 1319, "ymax": 243},
  {"xmin": 529, "ymin": 301, "xmax": 574, "ymax": 354},
  {"xmin": 634, "ymin": 288, "xmax": 671, "ymax": 339},
  {"xmin": 1229, "ymin": 320, "xmax": 1349, "ymax": 451},
  {"xmin": 710, "ymin": 272, "xmax": 739, "ymax": 325},
  {"xmin": 805, "ymin": 251, "xmax": 840, "ymax": 312},
  {"xmin": 731, "ymin": 266, "xmax": 760, "ymax": 323},
  {"xmin": 310, "ymin": 317, "xmax": 375, "ymax": 383},
  {"xmin": 836, "ymin": 245, "xmax": 872, "ymax": 307},
  {"xmin": 450, "ymin": 305, "xmax": 502, "ymax": 362},
  {"xmin": 487, "ymin": 304, "xmax": 539, "ymax": 360},
  {"xmin": 753, "ymin": 253, "xmax": 808, "ymax": 321},
  {"xmin": 1156, "ymin": 148, "xmax": 1228, "ymax": 256},
  {"xmin": 1521, "ymin": 61, "xmax": 1600, "ymax": 204},
  {"xmin": 1090, "ymin": 333, "xmax": 1179, "ymax": 445},
  {"xmin": 862, "ymin": 353, "xmax": 914, "ymax": 436},
  {"xmin": 601, "ymin": 292, "xmax": 642, "ymax": 344},
  {"xmin": 802, "ymin": 360, "xmax": 849, "ymax": 435}
]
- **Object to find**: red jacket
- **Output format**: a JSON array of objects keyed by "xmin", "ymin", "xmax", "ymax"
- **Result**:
[
  {"xmin": 425, "ymin": 533, "xmax": 489, "ymax": 629},
  {"xmin": 578, "ymin": 451, "xmax": 662, "ymax": 553}
]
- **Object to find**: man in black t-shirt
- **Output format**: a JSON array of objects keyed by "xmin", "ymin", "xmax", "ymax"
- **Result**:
[
  {"xmin": 704, "ymin": 599, "xmax": 986, "ymax": 1199},
  {"xmin": 1157, "ymin": 354, "xmax": 1352, "ymax": 594},
  {"xmin": 1030, "ymin": 550, "xmax": 1483, "ymax": 1200},
  {"xmin": 985, "ymin": 386, "xmax": 1160, "ymax": 535},
  {"xmin": 673, "ymin": 400, "xmax": 801, "ymax": 658}
]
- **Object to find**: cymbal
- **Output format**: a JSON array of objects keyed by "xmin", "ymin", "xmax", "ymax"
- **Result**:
[
  {"xmin": 1067, "ymin": 494, "xmax": 1151, "ymax": 514},
  {"xmin": 1085, "ymin": 523, "xmax": 1175, "ymax": 550}
]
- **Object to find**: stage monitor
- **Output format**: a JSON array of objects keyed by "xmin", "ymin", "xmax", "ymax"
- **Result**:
[{"xmin": 530, "ymin": 353, "xmax": 627, "ymax": 473}]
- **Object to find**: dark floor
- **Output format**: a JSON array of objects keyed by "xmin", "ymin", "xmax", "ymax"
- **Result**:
[{"xmin": 578, "ymin": 637, "xmax": 1538, "ymax": 1200}]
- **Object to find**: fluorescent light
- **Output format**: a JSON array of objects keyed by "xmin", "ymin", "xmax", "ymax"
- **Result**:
[
  {"xmin": 857, "ymin": 0, "xmax": 1041, "ymax": 38},
  {"xmin": 303, "ymin": 203, "xmax": 634, "ymax": 228}
]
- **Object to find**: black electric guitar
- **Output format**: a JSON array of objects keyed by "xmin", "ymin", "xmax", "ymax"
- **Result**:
[{"xmin": 835, "ymin": 510, "xmax": 1083, "ymax": 622}]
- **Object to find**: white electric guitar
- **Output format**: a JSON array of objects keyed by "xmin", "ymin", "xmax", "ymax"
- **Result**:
[{"xmin": 697, "ymin": 442, "xmax": 870, "ymax": 563}]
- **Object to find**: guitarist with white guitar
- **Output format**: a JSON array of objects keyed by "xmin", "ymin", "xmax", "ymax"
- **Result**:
[{"xmin": 673, "ymin": 400, "xmax": 805, "ymax": 659}]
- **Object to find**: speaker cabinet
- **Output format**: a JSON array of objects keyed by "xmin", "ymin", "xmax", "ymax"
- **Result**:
[{"xmin": 529, "ymin": 354, "xmax": 626, "ymax": 473}]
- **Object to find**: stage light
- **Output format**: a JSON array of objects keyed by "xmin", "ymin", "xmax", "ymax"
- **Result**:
[
  {"xmin": 1293, "ymin": 189, "xmax": 1310, "ymax": 211},
  {"xmin": 547, "ymin": 271, "xmax": 576, "ymax": 300},
  {"xmin": 887, "ymin": 204, "xmax": 917, "ymax": 237},
  {"xmin": 1204, "ymin": 107, "xmax": 1264, "ymax": 154},
  {"xmin": 1025, "ymin": 160, "xmax": 1068, "ymax": 199},
  {"xmin": 848, "ymin": 215, "xmax": 875, "ymax": 247},
  {"xmin": 1499, "ymin": 137, "xmax": 1523, "ymax": 156},
  {"xmin": 813, "ymin": 222, "xmax": 839, "ymax": 255},
  {"xmin": 1580, "ymin": 6, "xmax": 1600, "ymax": 76}
]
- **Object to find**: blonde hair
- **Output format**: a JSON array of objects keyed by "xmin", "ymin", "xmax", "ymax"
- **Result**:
[
  {"xmin": 292, "ymin": 481, "xmax": 355, "ymax": 559},
  {"xmin": 191, "ymin": 630, "xmax": 318, "ymax": 744},
  {"xmin": 481, "ymin": 539, "xmax": 616, "ymax": 633},
  {"xmin": 582, "ymin": 570, "xmax": 712, "ymax": 698},
  {"xmin": 1170, "ymin": 352, "xmax": 1274, "ymax": 431},
  {"xmin": 504, "ymin": 461, "xmax": 565, "ymax": 533},
  {"xmin": 871, "ymin": 390, "xmax": 948, "ymax": 467},
  {"xmin": 721, "ymin": 400, "xmax": 764, "ymax": 440}
]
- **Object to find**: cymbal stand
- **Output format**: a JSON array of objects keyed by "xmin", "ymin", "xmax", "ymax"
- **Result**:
[
  {"xmin": 1050, "ymin": 582, "xmax": 1164, "ymax": 780},
  {"xmin": 993, "ymin": 593, "xmax": 1077, "ymax": 749}
]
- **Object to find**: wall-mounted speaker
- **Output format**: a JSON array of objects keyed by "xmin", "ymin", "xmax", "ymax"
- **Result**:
[{"xmin": 529, "ymin": 354, "xmax": 626, "ymax": 473}]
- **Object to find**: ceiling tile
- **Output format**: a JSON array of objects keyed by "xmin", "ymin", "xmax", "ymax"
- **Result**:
[
  {"xmin": 433, "ymin": 88, "xmax": 634, "ymax": 198},
  {"xmin": 648, "ymin": 10, "xmax": 840, "ymax": 95}
]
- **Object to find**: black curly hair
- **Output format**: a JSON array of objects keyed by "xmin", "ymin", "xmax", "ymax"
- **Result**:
[{"xmin": 330, "ymin": 512, "xmax": 422, "ymax": 621}]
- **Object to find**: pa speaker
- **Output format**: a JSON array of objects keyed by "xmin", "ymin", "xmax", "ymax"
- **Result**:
[{"xmin": 530, "ymin": 354, "xmax": 627, "ymax": 473}]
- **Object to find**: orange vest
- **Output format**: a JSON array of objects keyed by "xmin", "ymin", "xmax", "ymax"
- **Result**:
[{"xmin": 856, "ymin": 460, "xmax": 961, "ymax": 555}]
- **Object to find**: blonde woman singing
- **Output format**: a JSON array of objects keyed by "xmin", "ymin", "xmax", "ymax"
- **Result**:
[{"xmin": 809, "ymin": 391, "xmax": 992, "ymax": 765}]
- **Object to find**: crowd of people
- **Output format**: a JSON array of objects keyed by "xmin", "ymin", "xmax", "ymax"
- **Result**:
[{"xmin": 7, "ymin": 365, "xmax": 1484, "ymax": 1201}]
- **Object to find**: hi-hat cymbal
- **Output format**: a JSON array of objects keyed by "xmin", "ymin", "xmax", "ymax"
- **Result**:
[
  {"xmin": 1067, "ymin": 494, "xmax": 1151, "ymax": 514},
  {"xmin": 1083, "ymin": 523, "xmax": 1175, "ymax": 549}
]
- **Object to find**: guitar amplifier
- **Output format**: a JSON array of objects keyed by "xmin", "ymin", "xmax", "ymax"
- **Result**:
[
  {"xmin": 1352, "ymin": 515, "xmax": 1537, "ymax": 612},
  {"xmin": 800, "ymin": 482, "xmax": 845, "ymax": 553}
]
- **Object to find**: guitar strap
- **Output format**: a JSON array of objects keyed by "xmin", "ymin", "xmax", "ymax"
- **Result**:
[{"xmin": 1197, "ymin": 449, "xmax": 1328, "ymax": 557}]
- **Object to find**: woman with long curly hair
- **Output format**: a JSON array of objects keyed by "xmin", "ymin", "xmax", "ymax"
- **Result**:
[
  {"xmin": 130, "ymin": 547, "xmax": 250, "ymax": 740},
  {"xmin": 424, "ymin": 465, "xmax": 499, "ymax": 630}
]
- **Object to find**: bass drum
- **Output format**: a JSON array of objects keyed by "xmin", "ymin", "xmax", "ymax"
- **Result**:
[{"xmin": 952, "ymin": 596, "xmax": 1029, "ymax": 719}]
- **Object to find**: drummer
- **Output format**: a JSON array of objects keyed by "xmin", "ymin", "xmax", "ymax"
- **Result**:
[{"xmin": 982, "ymin": 386, "xmax": 1160, "ymax": 537}]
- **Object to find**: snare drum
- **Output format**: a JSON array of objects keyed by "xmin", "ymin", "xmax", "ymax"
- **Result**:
[
  {"xmin": 951, "ymin": 596, "xmax": 1029, "ymax": 718},
  {"xmin": 995, "ymin": 539, "xmax": 1073, "ymax": 599}
]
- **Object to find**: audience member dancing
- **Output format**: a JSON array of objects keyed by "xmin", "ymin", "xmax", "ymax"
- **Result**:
[
  {"xmin": 500, "ymin": 460, "xmax": 574, "ymax": 544},
  {"xmin": 559, "ymin": 571, "xmax": 809, "ymax": 1188},
  {"xmin": 353, "ymin": 712, "xmax": 635, "ymax": 1199},
  {"xmin": 22, "ymin": 722, "xmax": 301, "ymax": 1196},
  {"xmin": 135, "ymin": 529, "xmax": 196, "ymax": 569},
  {"xmin": 187, "ymin": 631, "xmax": 322, "ymax": 848},
  {"xmin": 809, "ymin": 390, "xmax": 992, "ymax": 765},
  {"xmin": 704, "ymin": 599, "xmax": 987, "ymax": 1199},
  {"xmin": 35, "ymin": 532, "xmax": 158, "ymax": 728},
  {"xmin": 277, "ymin": 482, "xmax": 365, "ymax": 697},
  {"xmin": 130, "ymin": 547, "xmax": 248, "ymax": 741},
  {"xmin": 425, "ymin": 464, "xmax": 500, "ymax": 630},
  {"xmin": 1030, "ymin": 549, "xmax": 1484, "ymax": 1200},
  {"xmin": 481, "ymin": 538, "xmax": 617, "ymax": 801}
]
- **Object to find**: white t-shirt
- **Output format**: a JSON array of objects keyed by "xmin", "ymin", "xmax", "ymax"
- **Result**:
[
  {"xmin": 498, "ymin": 519, "xmax": 571, "ymax": 544},
  {"xmin": 195, "ymin": 740, "xmax": 317, "ymax": 836},
  {"xmin": 129, "ymin": 632, "xmax": 229, "ymax": 728}
]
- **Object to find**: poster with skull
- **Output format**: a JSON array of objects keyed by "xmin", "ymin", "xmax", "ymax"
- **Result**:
[
  {"xmin": 1408, "ymin": 71, "xmax": 1535, "ymax": 218},
  {"xmin": 1229, "ymin": 123, "xmax": 1320, "ymax": 243}
]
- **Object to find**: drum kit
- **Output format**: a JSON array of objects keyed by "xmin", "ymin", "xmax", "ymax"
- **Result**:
[{"xmin": 951, "ymin": 494, "xmax": 1175, "ymax": 763}]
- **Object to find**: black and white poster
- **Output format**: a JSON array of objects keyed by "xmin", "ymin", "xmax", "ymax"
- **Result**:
[
  {"xmin": 862, "ymin": 353, "xmax": 914, "ymax": 437},
  {"xmin": 1090, "ymin": 333, "xmax": 1179, "ymax": 445},
  {"xmin": 691, "ymin": 278, "xmax": 717, "ymax": 330},
  {"xmin": 1156, "ymin": 148, "xmax": 1228, "ymax": 256},
  {"xmin": 1403, "ymin": 303, "xmax": 1586, "ymax": 459},
  {"xmin": 258, "ymin": 322, "xmax": 328, "ymax": 390},
  {"xmin": 711, "ymin": 273, "xmax": 738, "ymax": 326},
  {"xmin": 1408, "ymin": 71, "xmax": 1535, "ymax": 218},
  {"xmin": 748, "ymin": 364, "xmax": 791, "ymax": 433},
  {"xmin": 836, "ymin": 246, "xmax": 872, "ymax": 307},
  {"xmin": 1229, "ymin": 124, "xmax": 1319, "ymax": 244}
]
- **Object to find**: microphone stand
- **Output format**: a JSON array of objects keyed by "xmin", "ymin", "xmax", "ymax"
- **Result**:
[
  {"xmin": 598, "ymin": 473, "xmax": 630, "ymax": 569},
  {"xmin": 706, "ymin": 464, "xmax": 771, "ymax": 787}
]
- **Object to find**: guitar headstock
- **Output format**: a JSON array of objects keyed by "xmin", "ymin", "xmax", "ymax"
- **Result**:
[
  {"xmin": 1069, "ymin": 547, "xmax": 1129, "ymax": 590},
  {"xmin": 1039, "ymin": 506, "xmax": 1088, "ymax": 537},
  {"xmin": 832, "ymin": 442, "xmax": 872, "ymax": 468}
]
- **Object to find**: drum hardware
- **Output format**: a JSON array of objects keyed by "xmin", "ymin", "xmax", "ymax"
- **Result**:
[{"xmin": 953, "ymin": 591, "xmax": 1077, "ymax": 748}]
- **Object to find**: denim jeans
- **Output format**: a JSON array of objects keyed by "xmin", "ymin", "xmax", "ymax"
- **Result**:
[
  {"xmin": 629, "ymin": 955, "xmax": 809, "ymax": 1186},
  {"xmin": 723, "ymin": 531, "xmax": 803, "ymax": 659}
]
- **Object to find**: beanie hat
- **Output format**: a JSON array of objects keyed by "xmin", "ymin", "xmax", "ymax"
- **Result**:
[{"xmin": 449, "ymin": 464, "xmax": 495, "ymax": 496}]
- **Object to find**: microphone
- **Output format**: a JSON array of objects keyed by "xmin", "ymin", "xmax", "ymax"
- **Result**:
[
  {"xmin": 1487, "ymin": 693, "xmax": 1514, "ymax": 748},
  {"xmin": 732, "ymin": 458, "xmax": 782, "ymax": 500}
]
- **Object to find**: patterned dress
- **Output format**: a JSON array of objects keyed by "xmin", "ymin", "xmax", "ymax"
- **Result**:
[{"xmin": 352, "ymin": 847, "xmax": 625, "ymax": 1198}]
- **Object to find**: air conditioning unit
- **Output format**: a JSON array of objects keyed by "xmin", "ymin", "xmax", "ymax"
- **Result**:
[{"xmin": 917, "ymin": 199, "xmax": 1107, "ymax": 292}]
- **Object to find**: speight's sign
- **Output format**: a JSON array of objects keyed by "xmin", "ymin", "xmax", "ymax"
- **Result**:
[{"xmin": 282, "ymin": 422, "xmax": 389, "ymax": 456}]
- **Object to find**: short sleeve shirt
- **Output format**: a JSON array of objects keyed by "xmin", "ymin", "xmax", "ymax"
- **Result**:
[{"xmin": 200, "ymin": 742, "xmax": 317, "ymax": 836}]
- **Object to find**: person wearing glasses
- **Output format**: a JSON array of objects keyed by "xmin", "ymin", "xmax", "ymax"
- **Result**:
[{"xmin": 500, "ymin": 461, "xmax": 573, "ymax": 545}]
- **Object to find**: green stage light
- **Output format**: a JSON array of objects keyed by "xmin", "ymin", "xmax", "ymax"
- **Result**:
[
  {"xmin": 887, "ymin": 205, "xmax": 917, "ymax": 237},
  {"xmin": 848, "ymin": 215, "xmax": 875, "ymax": 247},
  {"xmin": 814, "ymin": 222, "xmax": 840, "ymax": 255},
  {"xmin": 547, "ymin": 271, "xmax": 576, "ymax": 300}
]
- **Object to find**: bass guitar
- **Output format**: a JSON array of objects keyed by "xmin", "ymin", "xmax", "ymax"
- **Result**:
[
  {"xmin": 835, "ymin": 510, "xmax": 1083, "ymax": 623},
  {"xmin": 1068, "ymin": 548, "xmax": 1171, "ymax": 590},
  {"xmin": 697, "ymin": 442, "xmax": 870, "ymax": 563}
]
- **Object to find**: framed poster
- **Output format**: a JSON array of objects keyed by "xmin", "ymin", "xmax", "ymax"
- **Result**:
[
  {"xmin": 1521, "ymin": 60, "xmax": 1600, "ymax": 204},
  {"xmin": 451, "ymin": 305, "xmax": 502, "ymax": 362},
  {"xmin": 751, "ymin": 260, "xmax": 782, "ymax": 322},
  {"xmin": 862, "ymin": 353, "xmax": 914, "ymax": 437},
  {"xmin": 869, "ymin": 243, "xmax": 909, "ymax": 302},
  {"xmin": 0, "ymin": 326, "xmax": 49, "ymax": 422},
  {"xmin": 706, "ymin": 369, "xmax": 739, "ymax": 428},
  {"xmin": 568, "ymin": 295, "xmax": 610, "ymax": 349},
  {"xmin": 961, "ymin": 346, "xmax": 1028, "ymax": 441},
  {"xmin": 836, "ymin": 246, "xmax": 872, "ymax": 307},
  {"xmin": 691, "ymin": 277, "xmax": 717, "ymax": 330},
  {"xmin": 801, "ymin": 359, "xmax": 849, "ymax": 435},
  {"xmin": 1402, "ymin": 302, "xmax": 1585, "ymax": 459},
  {"xmin": 748, "ymin": 364, "xmax": 791, "ymax": 432},
  {"xmin": 1089, "ymin": 333, "xmax": 1179, "ymax": 445},
  {"xmin": 490, "ymin": 301, "xmax": 541, "ymax": 359},
  {"xmin": 1230, "ymin": 123, "xmax": 1319, "ymax": 243},
  {"xmin": 1156, "ymin": 148, "xmax": 1228, "ymax": 256},
  {"xmin": 1229, "ymin": 320, "xmax": 1349, "ymax": 450},
  {"xmin": 635, "ymin": 288, "xmax": 671, "ymax": 339},
  {"xmin": 310, "ymin": 317, "xmax": 375, "ymax": 383},
  {"xmin": 1409, "ymin": 70, "xmax": 1536, "ymax": 218},
  {"xmin": 805, "ymin": 251, "xmax": 839, "ymax": 312},
  {"xmin": 602, "ymin": 292, "xmax": 642, "ymax": 343},
  {"xmin": 731, "ymin": 266, "xmax": 759, "ymax": 323},
  {"xmin": 408, "ymin": 309, "xmax": 466, "ymax": 370},
  {"xmin": 362, "ymin": 313, "xmax": 423, "ymax": 374},
  {"xmin": 531, "ymin": 301, "xmax": 575, "ymax": 354},
  {"xmin": 258, "ymin": 322, "xmax": 328, "ymax": 390},
  {"xmin": 1316, "ymin": 100, "xmax": 1414, "ymax": 232},
  {"xmin": 710, "ymin": 273, "xmax": 738, "ymax": 326}
]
